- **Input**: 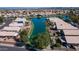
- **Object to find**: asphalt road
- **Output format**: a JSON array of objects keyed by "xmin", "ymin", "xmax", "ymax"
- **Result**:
[
  {"xmin": 0, "ymin": 17, "xmax": 13, "ymax": 29},
  {"xmin": 0, "ymin": 45, "xmax": 27, "ymax": 51}
]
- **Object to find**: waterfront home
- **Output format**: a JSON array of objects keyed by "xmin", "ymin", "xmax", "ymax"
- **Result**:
[
  {"xmin": 63, "ymin": 30, "xmax": 79, "ymax": 36},
  {"xmin": 9, "ymin": 22, "xmax": 24, "ymax": 27},
  {"xmin": 1, "ymin": 26, "xmax": 21, "ymax": 32},
  {"xmin": 64, "ymin": 36, "xmax": 79, "ymax": 45},
  {"xmin": 15, "ymin": 17, "xmax": 26, "ymax": 25},
  {"xmin": 0, "ymin": 31, "xmax": 18, "ymax": 37},
  {"xmin": 49, "ymin": 17, "xmax": 79, "ymax": 49}
]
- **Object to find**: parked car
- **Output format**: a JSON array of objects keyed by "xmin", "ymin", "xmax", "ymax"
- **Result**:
[{"xmin": 15, "ymin": 42, "xmax": 24, "ymax": 47}]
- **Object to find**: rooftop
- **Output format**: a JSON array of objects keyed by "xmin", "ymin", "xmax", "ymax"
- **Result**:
[
  {"xmin": 15, "ymin": 17, "xmax": 26, "ymax": 22},
  {"xmin": 2, "ymin": 26, "xmax": 21, "ymax": 32},
  {"xmin": 63, "ymin": 30, "xmax": 79, "ymax": 36},
  {"xmin": 65, "ymin": 36, "xmax": 79, "ymax": 44},
  {"xmin": 9, "ymin": 22, "xmax": 24, "ymax": 27},
  {"xmin": 0, "ymin": 31, "xmax": 18, "ymax": 37},
  {"xmin": 49, "ymin": 17, "xmax": 78, "ymax": 30}
]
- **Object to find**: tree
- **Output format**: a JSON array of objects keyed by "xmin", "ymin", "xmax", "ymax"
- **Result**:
[
  {"xmin": 45, "ymin": 18, "xmax": 51, "ymax": 26},
  {"xmin": 69, "ymin": 9, "xmax": 74, "ymax": 15},
  {"xmin": 25, "ymin": 16, "xmax": 30, "ymax": 20},
  {"xmin": 19, "ymin": 30, "xmax": 29, "ymax": 43},
  {"xmin": 0, "ymin": 16, "xmax": 4, "ymax": 24},
  {"xmin": 37, "ymin": 14, "xmax": 42, "ymax": 19},
  {"xmin": 68, "ymin": 9, "xmax": 79, "ymax": 23},
  {"xmin": 71, "ymin": 15, "xmax": 79, "ymax": 23},
  {"xmin": 30, "ymin": 32, "xmax": 50, "ymax": 49}
]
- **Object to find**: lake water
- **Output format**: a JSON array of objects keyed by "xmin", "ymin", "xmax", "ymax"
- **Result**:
[
  {"xmin": 63, "ymin": 15, "xmax": 70, "ymax": 21},
  {"xmin": 31, "ymin": 17, "xmax": 47, "ymax": 37}
]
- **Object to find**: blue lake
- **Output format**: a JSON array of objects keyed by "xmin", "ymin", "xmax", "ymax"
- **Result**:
[
  {"xmin": 63, "ymin": 15, "xmax": 70, "ymax": 21},
  {"xmin": 31, "ymin": 17, "xmax": 47, "ymax": 37}
]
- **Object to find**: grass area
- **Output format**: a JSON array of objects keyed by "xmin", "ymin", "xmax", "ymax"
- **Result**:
[{"xmin": 27, "ymin": 20, "xmax": 34, "ymax": 39}]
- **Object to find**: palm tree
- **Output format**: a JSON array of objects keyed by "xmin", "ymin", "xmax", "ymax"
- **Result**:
[{"xmin": 37, "ymin": 14, "xmax": 42, "ymax": 19}]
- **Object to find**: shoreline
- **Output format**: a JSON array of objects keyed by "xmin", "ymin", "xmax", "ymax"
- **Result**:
[{"xmin": 27, "ymin": 19, "xmax": 34, "ymax": 39}]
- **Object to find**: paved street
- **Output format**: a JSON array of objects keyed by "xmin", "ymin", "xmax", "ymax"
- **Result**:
[
  {"xmin": 0, "ymin": 45, "xmax": 27, "ymax": 51},
  {"xmin": 0, "ymin": 17, "xmax": 13, "ymax": 29}
]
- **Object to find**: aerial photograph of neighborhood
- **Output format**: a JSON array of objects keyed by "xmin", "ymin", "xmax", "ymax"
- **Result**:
[{"xmin": 0, "ymin": 7, "xmax": 79, "ymax": 51}]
